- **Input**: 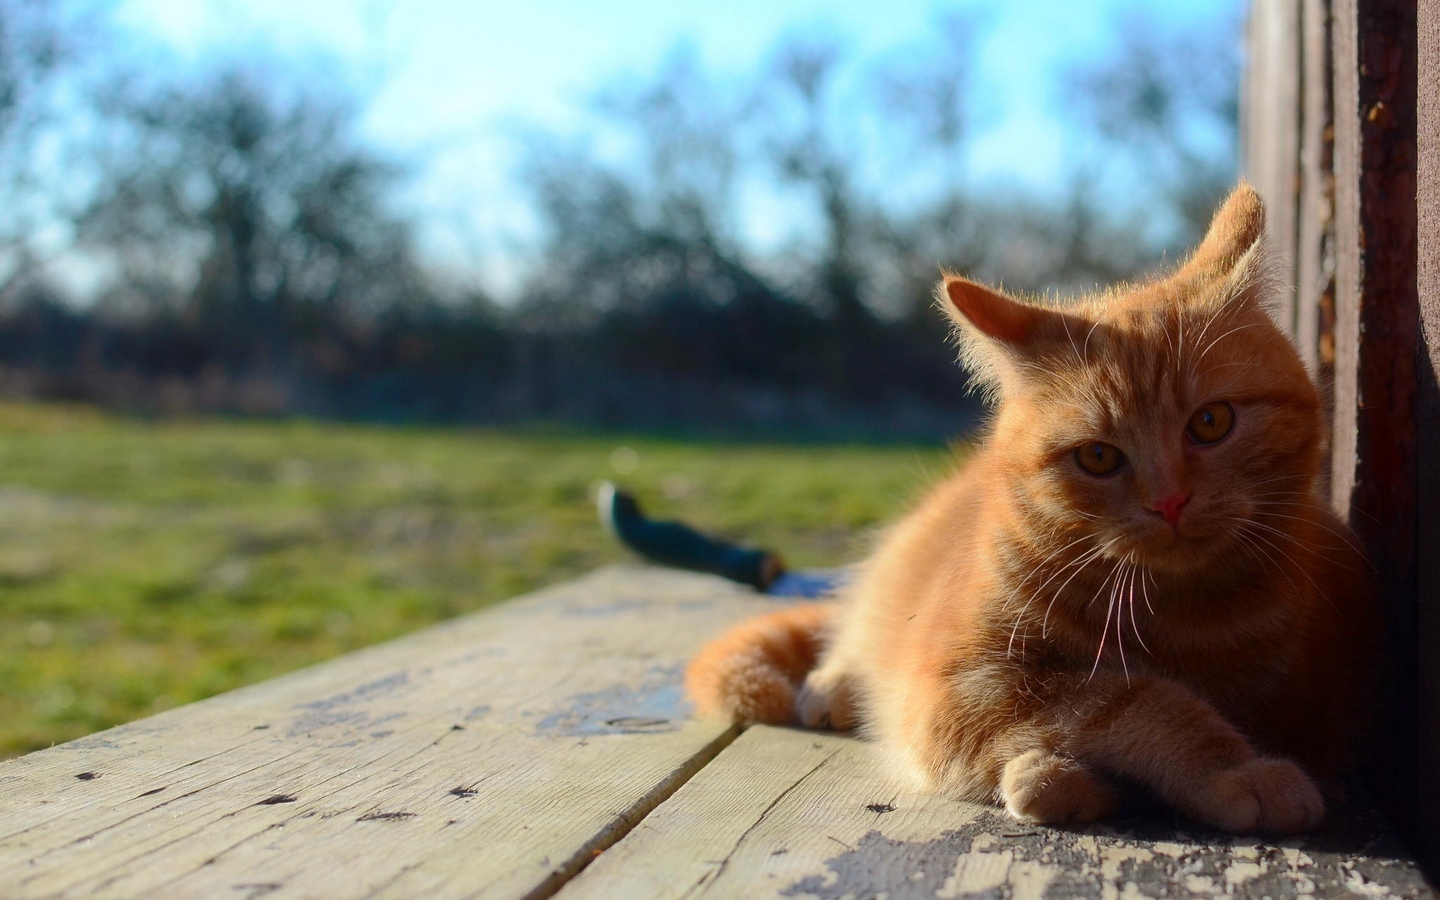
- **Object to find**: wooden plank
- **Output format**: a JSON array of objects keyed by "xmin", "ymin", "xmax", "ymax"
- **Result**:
[
  {"xmin": 0, "ymin": 566, "xmax": 779, "ymax": 899},
  {"xmin": 1329, "ymin": 0, "xmax": 1420, "ymax": 549},
  {"xmin": 1416, "ymin": 0, "xmax": 1440, "ymax": 875},
  {"xmin": 1295, "ymin": 0, "xmax": 1335, "ymax": 380},
  {"xmin": 559, "ymin": 725, "xmax": 1434, "ymax": 900},
  {"xmin": 1242, "ymin": 0, "xmax": 1302, "ymax": 335},
  {"xmin": 1330, "ymin": 0, "xmax": 1419, "ymax": 841}
]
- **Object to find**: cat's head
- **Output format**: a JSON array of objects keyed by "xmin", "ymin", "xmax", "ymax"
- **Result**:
[{"xmin": 938, "ymin": 184, "xmax": 1322, "ymax": 574}]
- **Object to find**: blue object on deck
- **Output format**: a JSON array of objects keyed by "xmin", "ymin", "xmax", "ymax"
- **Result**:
[
  {"xmin": 765, "ymin": 569, "xmax": 843, "ymax": 598},
  {"xmin": 597, "ymin": 482, "xmax": 842, "ymax": 598}
]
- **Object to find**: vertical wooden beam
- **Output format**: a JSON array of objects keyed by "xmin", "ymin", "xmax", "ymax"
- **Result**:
[
  {"xmin": 1415, "ymin": 0, "xmax": 1440, "ymax": 874},
  {"xmin": 1296, "ymin": 0, "xmax": 1336, "ymax": 381},
  {"xmin": 1330, "ymin": 0, "xmax": 1419, "ymax": 841},
  {"xmin": 1242, "ymin": 0, "xmax": 1303, "ymax": 334}
]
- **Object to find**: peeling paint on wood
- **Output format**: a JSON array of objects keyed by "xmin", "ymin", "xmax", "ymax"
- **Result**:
[
  {"xmin": 560, "ymin": 726, "xmax": 1434, "ymax": 900},
  {"xmin": 781, "ymin": 812, "xmax": 1432, "ymax": 900},
  {"xmin": 534, "ymin": 664, "xmax": 690, "ymax": 736}
]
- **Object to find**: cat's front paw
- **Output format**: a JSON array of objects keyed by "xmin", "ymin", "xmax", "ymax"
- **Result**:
[
  {"xmin": 796, "ymin": 667, "xmax": 857, "ymax": 730},
  {"xmin": 1188, "ymin": 758, "xmax": 1324, "ymax": 834},
  {"xmin": 1001, "ymin": 750, "xmax": 1119, "ymax": 825}
]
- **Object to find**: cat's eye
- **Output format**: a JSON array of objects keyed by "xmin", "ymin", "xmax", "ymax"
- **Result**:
[
  {"xmin": 1074, "ymin": 442, "xmax": 1126, "ymax": 477},
  {"xmin": 1186, "ymin": 402, "xmax": 1235, "ymax": 444}
]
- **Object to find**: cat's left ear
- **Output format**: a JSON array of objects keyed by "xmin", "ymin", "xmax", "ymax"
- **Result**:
[
  {"xmin": 1175, "ymin": 183, "xmax": 1272, "ymax": 311},
  {"xmin": 1177, "ymin": 183, "xmax": 1265, "ymax": 281}
]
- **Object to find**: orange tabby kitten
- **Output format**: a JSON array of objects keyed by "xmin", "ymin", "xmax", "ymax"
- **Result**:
[{"xmin": 686, "ymin": 184, "xmax": 1377, "ymax": 834}]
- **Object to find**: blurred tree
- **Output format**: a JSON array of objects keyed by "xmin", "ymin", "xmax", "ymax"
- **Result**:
[
  {"xmin": 0, "ymin": 0, "xmax": 90, "ymax": 299},
  {"xmin": 0, "ymin": 1, "xmax": 65, "ymax": 135},
  {"xmin": 514, "ymin": 47, "xmax": 760, "ymax": 327},
  {"xmin": 0, "ymin": 6, "xmax": 1242, "ymax": 434},
  {"xmin": 869, "ymin": 14, "xmax": 972, "ymax": 271},
  {"xmin": 79, "ymin": 68, "xmax": 425, "ymax": 365},
  {"xmin": 595, "ymin": 49, "xmax": 740, "ymax": 251},
  {"xmin": 1063, "ymin": 11, "xmax": 1240, "ymax": 254},
  {"xmin": 510, "ymin": 38, "xmax": 987, "ymax": 427},
  {"xmin": 754, "ymin": 39, "xmax": 873, "ymax": 331}
]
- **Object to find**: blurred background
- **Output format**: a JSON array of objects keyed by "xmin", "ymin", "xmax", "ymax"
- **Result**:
[{"xmin": 0, "ymin": 0, "xmax": 1242, "ymax": 756}]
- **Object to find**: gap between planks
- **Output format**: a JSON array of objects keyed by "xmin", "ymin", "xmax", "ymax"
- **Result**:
[{"xmin": 520, "ymin": 723, "xmax": 742, "ymax": 900}]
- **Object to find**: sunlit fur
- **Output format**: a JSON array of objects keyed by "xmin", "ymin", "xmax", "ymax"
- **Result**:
[{"xmin": 685, "ymin": 184, "xmax": 1378, "ymax": 834}]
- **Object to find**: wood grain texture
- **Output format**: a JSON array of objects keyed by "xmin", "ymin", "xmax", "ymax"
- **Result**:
[
  {"xmin": 1416, "ymin": 0, "xmax": 1440, "ymax": 873},
  {"xmin": 1296, "ymin": 0, "xmax": 1336, "ymax": 380},
  {"xmin": 1242, "ymin": 0, "xmax": 1302, "ymax": 336},
  {"xmin": 1330, "ymin": 0, "xmax": 1420, "ymax": 844},
  {"xmin": 0, "ymin": 566, "xmax": 779, "ymax": 899},
  {"xmin": 558, "ymin": 726, "xmax": 1433, "ymax": 900},
  {"xmin": 0, "ymin": 566, "xmax": 1432, "ymax": 898},
  {"xmin": 1329, "ymin": 0, "xmax": 1419, "ymax": 547}
]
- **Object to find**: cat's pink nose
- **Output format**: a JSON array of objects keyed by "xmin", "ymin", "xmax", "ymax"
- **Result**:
[{"xmin": 1150, "ymin": 492, "xmax": 1190, "ymax": 527}]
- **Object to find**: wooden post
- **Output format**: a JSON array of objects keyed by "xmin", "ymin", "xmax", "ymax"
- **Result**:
[
  {"xmin": 1242, "ymin": 0, "xmax": 1303, "ymax": 335},
  {"xmin": 1330, "ymin": 0, "xmax": 1419, "ymax": 843},
  {"xmin": 1415, "ymin": 0, "xmax": 1440, "ymax": 873},
  {"xmin": 1296, "ymin": 0, "xmax": 1336, "ymax": 382}
]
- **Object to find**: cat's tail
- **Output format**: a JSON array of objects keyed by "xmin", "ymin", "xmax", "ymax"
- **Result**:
[{"xmin": 685, "ymin": 603, "xmax": 832, "ymax": 725}]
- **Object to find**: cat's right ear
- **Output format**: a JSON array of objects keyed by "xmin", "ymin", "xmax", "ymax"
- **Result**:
[
  {"xmin": 941, "ymin": 276, "xmax": 1050, "ymax": 347},
  {"xmin": 938, "ymin": 274, "xmax": 1078, "ymax": 394}
]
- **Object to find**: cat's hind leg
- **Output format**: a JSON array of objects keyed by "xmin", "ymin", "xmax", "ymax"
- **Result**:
[
  {"xmin": 685, "ymin": 603, "xmax": 832, "ymax": 726},
  {"xmin": 796, "ymin": 662, "xmax": 859, "ymax": 730}
]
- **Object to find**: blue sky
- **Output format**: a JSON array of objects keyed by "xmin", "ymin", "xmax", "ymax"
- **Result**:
[{"xmin": 109, "ymin": 0, "xmax": 1244, "ymax": 292}]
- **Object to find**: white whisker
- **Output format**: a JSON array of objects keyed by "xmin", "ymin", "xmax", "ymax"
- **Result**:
[
  {"xmin": 1128, "ymin": 560, "xmax": 1151, "ymax": 654},
  {"xmin": 1247, "ymin": 506, "xmax": 1371, "ymax": 562},
  {"xmin": 1006, "ymin": 534, "xmax": 1096, "ymax": 658},
  {"xmin": 1042, "ymin": 540, "xmax": 1114, "ymax": 638},
  {"xmin": 1083, "ymin": 318, "xmax": 1102, "ymax": 364},
  {"xmin": 1087, "ymin": 555, "xmax": 1127, "ymax": 684},
  {"xmin": 1060, "ymin": 316, "xmax": 1083, "ymax": 365},
  {"xmin": 1227, "ymin": 519, "xmax": 1311, "ymax": 596}
]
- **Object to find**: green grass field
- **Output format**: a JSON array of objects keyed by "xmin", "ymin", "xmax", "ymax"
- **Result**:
[{"xmin": 0, "ymin": 403, "xmax": 965, "ymax": 758}]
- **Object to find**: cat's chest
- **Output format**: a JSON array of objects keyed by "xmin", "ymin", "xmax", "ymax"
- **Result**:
[{"xmin": 1129, "ymin": 624, "xmax": 1296, "ymax": 708}]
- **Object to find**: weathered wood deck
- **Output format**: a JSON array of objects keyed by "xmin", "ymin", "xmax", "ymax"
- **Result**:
[{"xmin": 0, "ymin": 566, "xmax": 1432, "ymax": 899}]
